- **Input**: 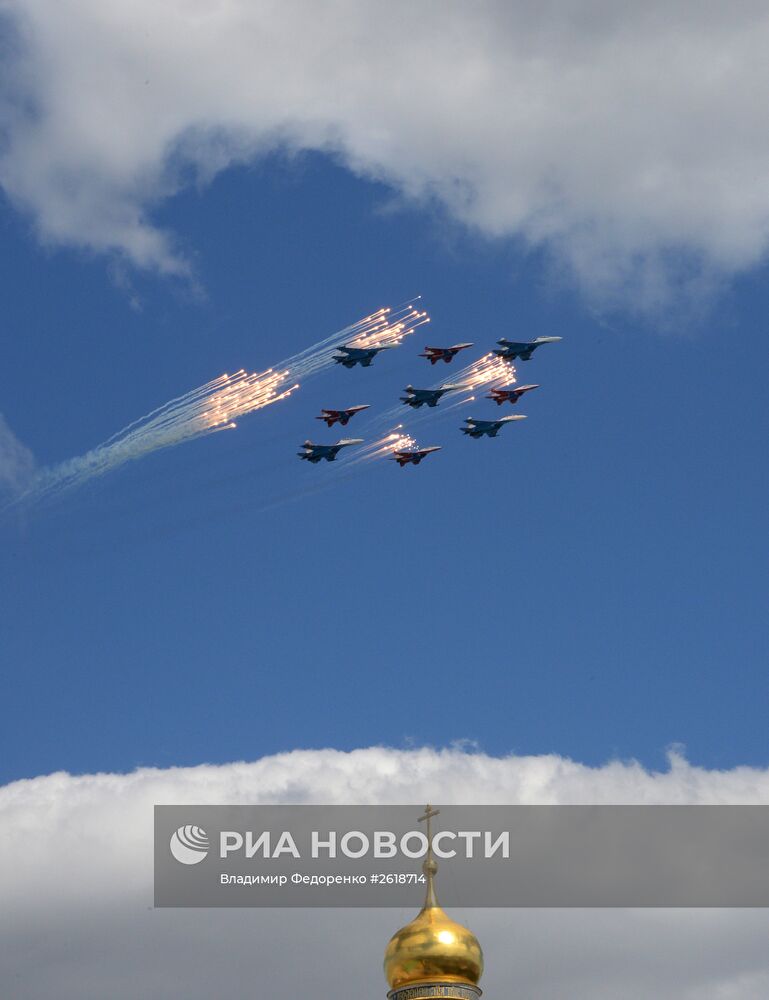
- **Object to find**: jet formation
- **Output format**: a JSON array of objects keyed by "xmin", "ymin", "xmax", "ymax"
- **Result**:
[{"xmin": 300, "ymin": 329, "xmax": 561, "ymax": 467}]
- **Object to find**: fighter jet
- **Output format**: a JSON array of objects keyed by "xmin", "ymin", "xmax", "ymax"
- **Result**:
[
  {"xmin": 297, "ymin": 438, "xmax": 364, "ymax": 463},
  {"xmin": 333, "ymin": 344, "xmax": 392, "ymax": 368},
  {"xmin": 390, "ymin": 446, "xmax": 442, "ymax": 467},
  {"xmin": 486, "ymin": 384, "xmax": 540, "ymax": 406},
  {"xmin": 461, "ymin": 415, "xmax": 527, "ymax": 438},
  {"xmin": 400, "ymin": 384, "xmax": 465, "ymax": 409},
  {"xmin": 419, "ymin": 343, "xmax": 474, "ymax": 365},
  {"xmin": 316, "ymin": 405, "xmax": 370, "ymax": 428},
  {"xmin": 494, "ymin": 336, "xmax": 562, "ymax": 361}
]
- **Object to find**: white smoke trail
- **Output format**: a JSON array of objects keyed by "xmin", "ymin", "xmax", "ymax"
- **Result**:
[{"xmin": 18, "ymin": 302, "xmax": 428, "ymax": 505}]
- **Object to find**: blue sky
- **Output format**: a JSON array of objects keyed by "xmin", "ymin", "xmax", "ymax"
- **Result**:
[
  {"xmin": 1, "ymin": 149, "xmax": 767, "ymax": 784},
  {"xmin": 5, "ymin": 9, "xmax": 769, "ymax": 999}
]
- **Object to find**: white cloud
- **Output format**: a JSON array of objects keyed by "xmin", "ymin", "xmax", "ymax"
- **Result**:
[
  {"xmin": 2, "ymin": 2, "xmax": 769, "ymax": 307},
  {"xmin": 0, "ymin": 413, "xmax": 35, "ymax": 498},
  {"xmin": 2, "ymin": 746, "xmax": 769, "ymax": 998}
]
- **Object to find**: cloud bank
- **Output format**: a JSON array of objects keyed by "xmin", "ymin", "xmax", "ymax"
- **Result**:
[
  {"xmin": 3, "ymin": 746, "xmax": 769, "ymax": 998},
  {"xmin": 2, "ymin": 2, "xmax": 769, "ymax": 305}
]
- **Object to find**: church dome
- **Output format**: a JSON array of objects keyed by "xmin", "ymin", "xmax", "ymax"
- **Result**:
[{"xmin": 384, "ymin": 898, "xmax": 484, "ymax": 990}]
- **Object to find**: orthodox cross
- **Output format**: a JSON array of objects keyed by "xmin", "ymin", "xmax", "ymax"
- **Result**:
[{"xmin": 418, "ymin": 804, "xmax": 441, "ymax": 906}]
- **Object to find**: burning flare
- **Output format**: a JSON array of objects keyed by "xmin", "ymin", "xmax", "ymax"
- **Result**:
[{"xmin": 452, "ymin": 353, "xmax": 516, "ymax": 392}]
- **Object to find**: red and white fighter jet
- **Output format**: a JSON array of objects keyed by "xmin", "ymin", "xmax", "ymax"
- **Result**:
[
  {"xmin": 486, "ymin": 384, "xmax": 540, "ymax": 406},
  {"xmin": 316, "ymin": 405, "xmax": 371, "ymax": 428},
  {"xmin": 390, "ymin": 446, "xmax": 442, "ymax": 468},
  {"xmin": 419, "ymin": 343, "xmax": 474, "ymax": 365}
]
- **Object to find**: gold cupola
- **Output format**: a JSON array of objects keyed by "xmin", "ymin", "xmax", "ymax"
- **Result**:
[{"xmin": 384, "ymin": 806, "xmax": 484, "ymax": 1000}]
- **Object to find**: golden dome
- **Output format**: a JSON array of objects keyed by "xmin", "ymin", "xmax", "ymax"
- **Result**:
[
  {"xmin": 384, "ymin": 810, "xmax": 483, "ymax": 993},
  {"xmin": 384, "ymin": 899, "xmax": 484, "ymax": 990}
]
